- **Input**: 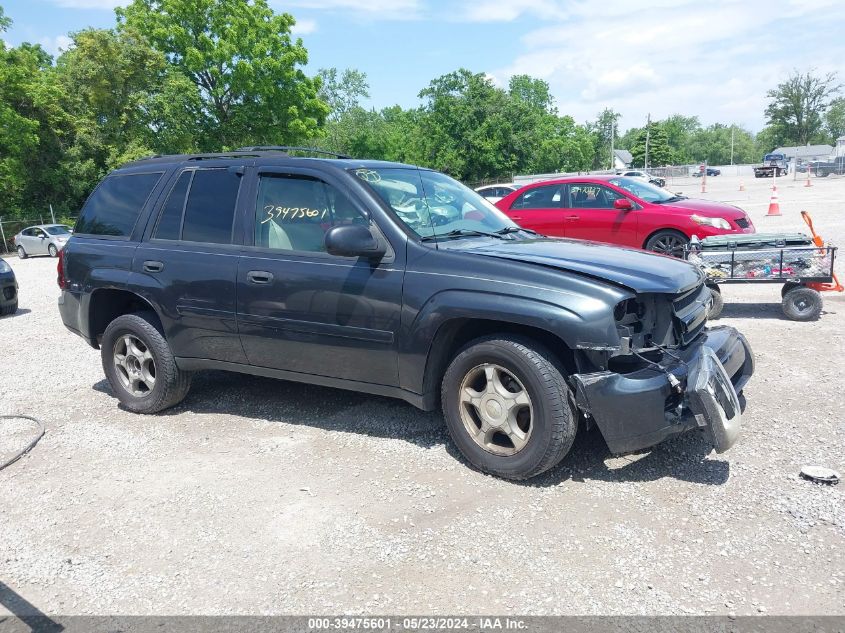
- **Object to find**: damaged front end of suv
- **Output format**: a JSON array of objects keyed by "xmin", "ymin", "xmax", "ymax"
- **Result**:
[{"xmin": 571, "ymin": 280, "xmax": 754, "ymax": 455}]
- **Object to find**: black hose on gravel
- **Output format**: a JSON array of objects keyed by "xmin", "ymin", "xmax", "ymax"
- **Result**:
[{"xmin": 0, "ymin": 415, "xmax": 45, "ymax": 471}]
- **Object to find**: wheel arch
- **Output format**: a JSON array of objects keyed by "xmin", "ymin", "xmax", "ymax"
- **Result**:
[
  {"xmin": 642, "ymin": 226, "xmax": 690, "ymax": 250},
  {"xmin": 87, "ymin": 288, "xmax": 164, "ymax": 349},
  {"xmin": 418, "ymin": 317, "xmax": 579, "ymax": 411}
]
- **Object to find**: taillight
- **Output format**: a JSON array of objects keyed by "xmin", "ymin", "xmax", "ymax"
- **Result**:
[{"xmin": 57, "ymin": 248, "xmax": 68, "ymax": 289}]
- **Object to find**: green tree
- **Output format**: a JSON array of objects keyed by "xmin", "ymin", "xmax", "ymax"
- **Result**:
[
  {"xmin": 0, "ymin": 30, "xmax": 75, "ymax": 218},
  {"xmin": 630, "ymin": 122, "xmax": 673, "ymax": 167},
  {"xmin": 588, "ymin": 108, "xmax": 621, "ymax": 169},
  {"xmin": 415, "ymin": 69, "xmax": 515, "ymax": 181},
  {"xmin": 687, "ymin": 124, "xmax": 756, "ymax": 165},
  {"xmin": 117, "ymin": 0, "xmax": 328, "ymax": 149},
  {"xmin": 317, "ymin": 67, "xmax": 370, "ymax": 153},
  {"xmin": 661, "ymin": 114, "xmax": 701, "ymax": 164},
  {"xmin": 825, "ymin": 97, "xmax": 845, "ymax": 142},
  {"xmin": 764, "ymin": 70, "xmax": 841, "ymax": 145}
]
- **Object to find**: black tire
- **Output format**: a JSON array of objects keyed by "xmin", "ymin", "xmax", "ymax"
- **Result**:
[
  {"xmin": 707, "ymin": 285, "xmax": 724, "ymax": 319},
  {"xmin": 17, "ymin": 246, "xmax": 27, "ymax": 259},
  {"xmin": 101, "ymin": 311, "xmax": 192, "ymax": 413},
  {"xmin": 780, "ymin": 282, "xmax": 801, "ymax": 298},
  {"xmin": 781, "ymin": 286, "xmax": 822, "ymax": 322},
  {"xmin": 0, "ymin": 300, "xmax": 17, "ymax": 316},
  {"xmin": 441, "ymin": 336, "xmax": 577, "ymax": 480},
  {"xmin": 644, "ymin": 229, "xmax": 688, "ymax": 257},
  {"xmin": 48, "ymin": 244, "xmax": 58, "ymax": 257}
]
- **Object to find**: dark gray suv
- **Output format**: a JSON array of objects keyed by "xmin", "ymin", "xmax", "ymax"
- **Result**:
[{"xmin": 57, "ymin": 148, "xmax": 754, "ymax": 480}]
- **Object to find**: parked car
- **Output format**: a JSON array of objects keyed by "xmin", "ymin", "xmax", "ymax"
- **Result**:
[
  {"xmin": 692, "ymin": 167, "xmax": 721, "ymax": 177},
  {"xmin": 807, "ymin": 156, "xmax": 845, "ymax": 177},
  {"xmin": 618, "ymin": 170, "xmax": 666, "ymax": 188},
  {"xmin": 475, "ymin": 183, "xmax": 519, "ymax": 203},
  {"xmin": 0, "ymin": 257, "xmax": 18, "ymax": 316},
  {"xmin": 58, "ymin": 150, "xmax": 754, "ymax": 480},
  {"xmin": 495, "ymin": 175, "xmax": 755, "ymax": 256},
  {"xmin": 14, "ymin": 224, "xmax": 73, "ymax": 258}
]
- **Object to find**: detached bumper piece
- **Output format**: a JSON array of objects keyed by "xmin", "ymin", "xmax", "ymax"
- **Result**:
[{"xmin": 572, "ymin": 326, "xmax": 754, "ymax": 454}]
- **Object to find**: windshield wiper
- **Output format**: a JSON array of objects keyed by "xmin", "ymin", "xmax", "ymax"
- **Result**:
[
  {"xmin": 654, "ymin": 195, "xmax": 685, "ymax": 204},
  {"xmin": 420, "ymin": 229, "xmax": 507, "ymax": 242},
  {"xmin": 495, "ymin": 226, "xmax": 538, "ymax": 236}
]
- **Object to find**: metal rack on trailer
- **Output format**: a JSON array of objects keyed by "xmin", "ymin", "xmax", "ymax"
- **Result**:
[{"xmin": 685, "ymin": 213, "xmax": 842, "ymax": 321}]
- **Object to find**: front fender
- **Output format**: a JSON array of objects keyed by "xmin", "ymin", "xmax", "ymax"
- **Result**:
[{"xmin": 398, "ymin": 288, "xmax": 623, "ymax": 398}]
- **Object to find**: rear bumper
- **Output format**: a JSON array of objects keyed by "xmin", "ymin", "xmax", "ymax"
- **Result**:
[
  {"xmin": 572, "ymin": 326, "xmax": 754, "ymax": 454},
  {"xmin": 0, "ymin": 271, "xmax": 17, "ymax": 307}
]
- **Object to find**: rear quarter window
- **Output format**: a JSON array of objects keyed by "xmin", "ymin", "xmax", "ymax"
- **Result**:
[{"xmin": 75, "ymin": 172, "xmax": 163, "ymax": 237}]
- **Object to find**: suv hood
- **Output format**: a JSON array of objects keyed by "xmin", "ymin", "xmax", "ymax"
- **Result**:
[{"xmin": 457, "ymin": 238, "xmax": 703, "ymax": 294}]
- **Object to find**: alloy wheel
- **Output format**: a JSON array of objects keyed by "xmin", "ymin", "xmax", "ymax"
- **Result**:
[
  {"xmin": 458, "ymin": 363, "xmax": 533, "ymax": 456},
  {"xmin": 650, "ymin": 234, "xmax": 687, "ymax": 256},
  {"xmin": 113, "ymin": 334, "xmax": 156, "ymax": 397}
]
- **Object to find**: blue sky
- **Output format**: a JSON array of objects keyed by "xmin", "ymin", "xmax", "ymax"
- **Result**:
[{"xmin": 3, "ymin": 0, "xmax": 844, "ymax": 133}]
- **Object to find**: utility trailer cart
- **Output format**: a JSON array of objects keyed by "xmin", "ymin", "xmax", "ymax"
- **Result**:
[{"xmin": 686, "ymin": 232, "xmax": 841, "ymax": 321}]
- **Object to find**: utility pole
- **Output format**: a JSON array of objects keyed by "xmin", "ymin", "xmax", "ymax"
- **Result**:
[
  {"xmin": 644, "ymin": 113, "xmax": 651, "ymax": 170},
  {"xmin": 730, "ymin": 126, "xmax": 735, "ymax": 166},
  {"xmin": 609, "ymin": 120, "xmax": 615, "ymax": 170}
]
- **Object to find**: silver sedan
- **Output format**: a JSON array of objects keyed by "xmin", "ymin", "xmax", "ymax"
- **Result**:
[{"xmin": 13, "ymin": 224, "xmax": 73, "ymax": 258}]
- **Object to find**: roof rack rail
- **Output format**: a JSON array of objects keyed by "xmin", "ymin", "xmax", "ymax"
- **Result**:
[{"xmin": 235, "ymin": 146, "xmax": 352, "ymax": 159}]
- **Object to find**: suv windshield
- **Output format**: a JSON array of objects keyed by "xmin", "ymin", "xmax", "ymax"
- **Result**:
[
  {"xmin": 608, "ymin": 177, "xmax": 675, "ymax": 203},
  {"xmin": 45, "ymin": 225, "xmax": 71, "ymax": 235},
  {"xmin": 352, "ymin": 168, "xmax": 520, "ymax": 240}
]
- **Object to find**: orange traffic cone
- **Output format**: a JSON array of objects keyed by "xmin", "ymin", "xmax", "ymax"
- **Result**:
[
  {"xmin": 739, "ymin": 180, "xmax": 745, "ymax": 191},
  {"xmin": 805, "ymin": 170, "xmax": 812, "ymax": 187},
  {"xmin": 766, "ymin": 185, "xmax": 781, "ymax": 216},
  {"xmin": 701, "ymin": 179, "xmax": 706, "ymax": 193}
]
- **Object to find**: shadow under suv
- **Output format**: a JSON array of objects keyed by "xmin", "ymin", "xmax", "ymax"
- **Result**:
[{"xmin": 57, "ymin": 148, "xmax": 754, "ymax": 480}]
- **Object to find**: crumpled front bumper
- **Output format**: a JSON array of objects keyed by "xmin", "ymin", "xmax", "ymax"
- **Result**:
[{"xmin": 571, "ymin": 326, "xmax": 754, "ymax": 454}]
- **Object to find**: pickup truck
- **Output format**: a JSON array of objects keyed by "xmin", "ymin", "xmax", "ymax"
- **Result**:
[
  {"xmin": 753, "ymin": 153, "xmax": 789, "ymax": 178},
  {"xmin": 809, "ymin": 156, "xmax": 845, "ymax": 177}
]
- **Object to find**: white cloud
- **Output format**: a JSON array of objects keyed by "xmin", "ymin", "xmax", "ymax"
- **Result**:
[
  {"xmin": 38, "ymin": 34, "xmax": 73, "ymax": 57},
  {"xmin": 483, "ymin": 0, "xmax": 845, "ymax": 131},
  {"xmin": 291, "ymin": 18, "xmax": 318, "ymax": 35}
]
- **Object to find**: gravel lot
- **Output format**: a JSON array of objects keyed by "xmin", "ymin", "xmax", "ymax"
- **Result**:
[{"xmin": 1, "ymin": 172, "xmax": 843, "ymax": 616}]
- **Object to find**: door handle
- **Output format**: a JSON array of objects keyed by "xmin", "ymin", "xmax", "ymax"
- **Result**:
[
  {"xmin": 247, "ymin": 270, "xmax": 274, "ymax": 284},
  {"xmin": 510, "ymin": 216, "xmax": 524, "ymax": 221},
  {"xmin": 143, "ymin": 260, "xmax": 164, "ymax": 273},
  {"xmin": 565, "ymin": 215, "xmax": 580, "ymax": 221}
]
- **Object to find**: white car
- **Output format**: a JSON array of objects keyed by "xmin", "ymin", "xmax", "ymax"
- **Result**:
[
  {"xmin": 618, "ymin": 171, "xmax": 666, "ymax": 188},
  {"xmin": 13, "ymin": 224, "xmax": 73, "ymax": 258},
  {"xmin": 474, "ymin": 183, "xmax": 519, "ymax": 203}
]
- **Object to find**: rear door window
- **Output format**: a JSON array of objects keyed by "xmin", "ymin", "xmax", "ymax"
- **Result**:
[
  {"xmin": 181, "ymin": 169, "xmax": 241, "ymax": 244},
  {"xmin": 512, "ymin": 184, "xmax": 564, "ymax": 210},
  {"xmin": 153, "ymin": 171, "xmax": 192, "ymax": 240},
  {"xmin": 76, "ymin": 172, "xmax": 163, "ymax": 237}
]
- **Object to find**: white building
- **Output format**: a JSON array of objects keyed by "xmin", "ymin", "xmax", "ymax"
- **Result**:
[
  {"xmin": 836, "ymin": 136, "xmax": 845, "ymax": 158},
  {"xmin": 773, "ymin": 144, "xmax": 834, "ymax": 162}
]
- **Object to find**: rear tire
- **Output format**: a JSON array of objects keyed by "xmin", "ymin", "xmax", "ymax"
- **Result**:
[
  {"xmin": 781, "ymin": 287, "xmax": 822, "ymax": 321},
  {"xmin": 17, "ymin": 246, "xmax": 27, "ymax": 259},
  {"xmin": 441, "ymin": 336, "xmax": 577, "ymax": 480},
  {"xmin": 101, "ymin": 311, "xmax": 192, "ymax": 413},
  {"xmin": 644, "ymin": 230, "xmax": 689, "ymax": 257},
  {"xmin": 0, "ymin": 300, "xmax": 17, "ymax": 316}
]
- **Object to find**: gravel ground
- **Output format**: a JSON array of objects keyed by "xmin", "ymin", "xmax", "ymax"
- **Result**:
[{"xmin": 1, "ymin": 172, "xmax": 843, "ymax": 616}]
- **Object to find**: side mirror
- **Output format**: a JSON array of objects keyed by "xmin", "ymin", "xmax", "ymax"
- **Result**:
[
  {"xmin": 325, "ymin": 224, "xmax": 385, "ymax": 260},
  {"xmin": 613, "ymin": 198, "xmax": 633, "ymax": 211}
]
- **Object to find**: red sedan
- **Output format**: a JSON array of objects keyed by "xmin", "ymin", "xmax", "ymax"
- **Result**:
[{"xmin": 495, "ymin": 175, "xmax": 755, "ymax": 255}]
